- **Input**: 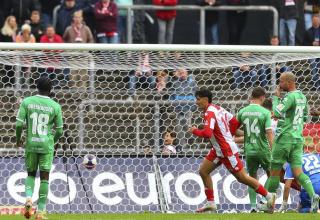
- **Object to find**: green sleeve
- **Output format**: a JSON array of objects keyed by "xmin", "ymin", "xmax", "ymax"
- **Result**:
[
  {"xmin": 273, "ymin": 95, "xmax": 294, "ymax": 118},
  {"xmin": 54, "ymin": 106, "xmax": 64, "ymax": 143},
  {"xmin": 16, "ymin": 101, "xmax": 26, "ymax": 142},
  {"xmin": 303, "ymin": 102, "xmax": 309, "ymax": 123},
  {"xmin": 265, "ymin": 111, "xmax": 272, "ymax": 130}
]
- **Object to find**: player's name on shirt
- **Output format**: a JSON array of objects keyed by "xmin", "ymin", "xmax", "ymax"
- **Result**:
[
  {"xmin": 241, "ymin": 111, "xmax": 262, "ymax": 117},
  {"xmin": 296, "ymin": 98, "xmax": 306, "ymax": 104},
  {"xmin": 27, "ymin": 104, "xmax": 54, "ymax": 113},
  {"xmin": 31, "ymin": 137, "xmax": 45, "ymax": 142}
]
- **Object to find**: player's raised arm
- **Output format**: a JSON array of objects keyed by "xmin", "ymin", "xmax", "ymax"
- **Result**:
[
  {"xmin": 272, "ymin": 73, "xmax": 296, "ymax": 118},
  {"xmin": 16, "ymin": 100, "xmax": 26, "ymax": 147}
]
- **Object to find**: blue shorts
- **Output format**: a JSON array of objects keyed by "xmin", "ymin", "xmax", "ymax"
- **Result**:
[{"xmin": 299, "ymin": 182, "xmax": 320, "ymax": 210}]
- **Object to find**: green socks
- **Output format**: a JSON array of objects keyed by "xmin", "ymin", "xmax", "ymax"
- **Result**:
[
  {"xmin": 25, "ymin": 176, "xmax": 35, "ymax": 198},
  {"xmin": 298, "ymin": 173, "xmax": 315, "ymax": 198},
  {"xmin": 266, "ymin": 176, "xmax": 280, "ymax": 193},
  {"xmin": 248, "ymin": 187, "xmax": 257, "ymax": 209},
  {"xmin": 37, "ymin": 180, "xmax": 49, "ymax": 211}
]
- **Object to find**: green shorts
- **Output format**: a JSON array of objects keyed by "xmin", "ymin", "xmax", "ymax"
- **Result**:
[
  {"xmin": 25, "ymin": 151, "xmax": 54, "ymax": 172},
  {"xmin": 271, "ymin": 142, "xmax": 303, "ymax": 170},
  {"xmin": 245, "ymin": 152, "xmax": 271, "ymax": 176}
]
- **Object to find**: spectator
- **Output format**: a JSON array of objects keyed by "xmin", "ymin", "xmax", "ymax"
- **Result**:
[
  {"xmin": 56, "ymin": 0, "xmax": 80, "ymax": 36},
  {"xmin": 153, "ymin": 0, "xmax": 178, "ymax": 44},
  {"xmin": 303, "ymin": 14, "xmax": 320, "ymax": 46},
  {"xmin": 304, "ymin": 0, "xmax": 313, "ymax": 30},
  {"xmin": 40, "ymin": 25, "xmax": 64, "ymax": 43},
  {"xmin": 115, "ymin": 0, "xmax": 133, "ymax": 43},
  {"xmin": 156, "ymin": 70, "xmax": 169, "ymax": 93},
  {"xmin": 75, "ymin": 0, "xmax": 97, "ymax": 31},
  {"xmin": 232, "ymin": 52, "xmax": 257, "ymax": 89},
  {"xmin": 40, "ymin": 25, "xmax": 68, "ymax": 87},
  {"xmin": 232, "ymin": 64, "xmax": 257, "ymax": 90},
  {"xmin": 127, "ymin": 53, "xmax": 156, "ymax": 99},
  {"xmin": 94, "ymin": 0, "xmax": 119, "ymax": 43},
  {"xmin": 63, "ymin": 10, "xmax": 94, "ymax": 43},
  {"xmin": 303, "ymin": 14, "xmax": 320, "ymax": 90},
  {"xmin": 161, "ymin": 127, "xmax": 181, "ymax": 155},
  {"xmin": 168, "ymin": 68, "xmax": 197, "ymax": 147},
  {"xmin": 63, "ymin": 11, "xmax": 93, "ymax": 90},
  {"xmin": 276, "ymin": 0, "xmax": 298, "ymax": 45},
  {"xmin": 39, "ymin": 0, "xmax": 61, "ymax": 27},
  {"xmin": 257, "ymin": 36, "xmax": 291, "ymax": 87},
  {"xmin": 16, "ymin": 24, "xmax": 36, "ymax": 43},
  {"xmin": 225, "ymin": 0, "xmax": 248, "ymax": 45},
  {"xmin": 196, "ymin": 0, "xmax": 220, "ymax": 44},
  {"xmin": 29, "ymin": 10, "xmax": 45, "ymax": 42},
  {"xmin": 0, "ymin": 15, "xmax": 17, "ymax": 87},
  {"xmin": 6, "ymin": 0, "xmax": 41, "ymax": 24},
  {"xmin": 0, "ymin": 16, "xmax": 17, "ymax": 42}
]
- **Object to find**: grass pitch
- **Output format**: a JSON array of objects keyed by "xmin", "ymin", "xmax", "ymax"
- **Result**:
[{"xmin": 0, "ymin": 213, "xmax": 318, "ymax": 220}]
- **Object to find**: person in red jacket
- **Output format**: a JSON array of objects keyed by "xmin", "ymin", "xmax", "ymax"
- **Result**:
[
  {"xmin": 40, "ymin": 25, "xmax": 63, "ymax": 43},
  {"xmin": 153, "ymin": 0, "xmax": 177, "ymax": 44},
  {"xmin": 94, "ymin": 0, "xmax": 119, "ymax": 43},
  {"xmin": 40, "ymin": 25, "xmax": 68, "ymax": 88}
]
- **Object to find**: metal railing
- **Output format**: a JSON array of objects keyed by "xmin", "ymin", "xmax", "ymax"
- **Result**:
[{"xmin": 53, "ymin": 5, "xmax": 278, "ymax": 45}]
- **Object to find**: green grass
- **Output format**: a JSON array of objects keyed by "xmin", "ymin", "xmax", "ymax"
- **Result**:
[{"xmin": 0, "ymin": 213, "xmax": 318, "ymax": 220}]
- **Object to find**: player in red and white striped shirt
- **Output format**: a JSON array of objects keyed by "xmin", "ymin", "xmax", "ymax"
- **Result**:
[{"xmin": 190, "ymin": 88, "xmax": 276, "ymax": 213}]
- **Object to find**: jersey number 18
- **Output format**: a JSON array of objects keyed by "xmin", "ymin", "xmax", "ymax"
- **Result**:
[{"xmin": 30, "ymin": 112, "xmax": 49, "ymax": 135}]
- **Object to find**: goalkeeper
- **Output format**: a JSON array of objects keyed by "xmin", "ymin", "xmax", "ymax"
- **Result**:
[
  {"xmin": 280, "ymin": 153, "xmax": 320, "ymax": 213},
  {"xmin": 260, "ymin": 72, "xmax": 319, "ymax": 213},
  {"xmin": 236, "ymin": 87, "xmax": 273, "ymax": 212},
  {"xmin": 16, "ymin": 77, "xmax": 63, "ymax": 220}
]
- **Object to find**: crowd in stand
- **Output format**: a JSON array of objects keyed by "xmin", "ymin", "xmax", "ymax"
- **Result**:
[
  {"xmin": 1, "ymin": 0, "xmax": 320, "ymax": 92},
  {"xmin": 0, "ymin": 0, "xmax": 317, "ymax": 45}
]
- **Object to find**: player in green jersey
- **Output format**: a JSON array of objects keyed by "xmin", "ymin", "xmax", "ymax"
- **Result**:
[
  {"xmin": 237, "ymin": 87, "xmax": 274, "ymax": 212},
  {"xmin": 260, "ymin": 72, "xmax": 319, "ymax": 213},
  {"xmin": 16, "ymin": 77, "xmax": 63, "ymax": 220}
]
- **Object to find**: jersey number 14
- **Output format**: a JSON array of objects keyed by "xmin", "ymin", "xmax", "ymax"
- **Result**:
[{"xmin": 243, "ymin": 118, "xmax": 260, "ymax": 136}]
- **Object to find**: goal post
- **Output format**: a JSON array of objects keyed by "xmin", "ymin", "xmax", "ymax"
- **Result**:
[{"xmin": 0, "ymin": 43, "xmax": 319, "ymax": 214}]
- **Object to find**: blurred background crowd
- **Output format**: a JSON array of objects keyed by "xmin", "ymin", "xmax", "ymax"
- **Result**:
[{"xmin": 0, "ymin": 0, "xmax": 320, "ymax": 45}]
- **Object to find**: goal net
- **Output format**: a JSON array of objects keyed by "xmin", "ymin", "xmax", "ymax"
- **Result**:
[{"xmin": 0, "ymin": 44, "xmax": 319, "ymax": 214}]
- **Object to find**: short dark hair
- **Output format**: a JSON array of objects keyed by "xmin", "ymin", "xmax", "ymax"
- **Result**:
[
  {"xmin": 195, "ymin": 88, "xmax": 212, "ymax": 103},
  {"xmin": 262, "ymin": 98, "xmax": 272, "ymax": 111},
  {"xmin": 251, "ymin": 87, "xmax": 266, "ymax": 99},
  {"xmin": 166, "ymin": 126, "xmax": 177, "ymax": 138},
  {"xmin": 37, "ymin": 76, "xmax": 52, "ymax": 93}
]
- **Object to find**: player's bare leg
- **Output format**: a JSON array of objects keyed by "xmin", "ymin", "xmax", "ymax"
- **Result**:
[
  {"xmin": 197, "ymin": 158, "xmax": 220, "ymax": 213},
  {"xmin": 233, "ymin": 168, "xmax": 276, "ymax": 213}
]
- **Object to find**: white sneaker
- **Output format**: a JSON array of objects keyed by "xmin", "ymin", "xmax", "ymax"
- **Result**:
[
  {"xmin": 24, "ymin": 198, "xmax": 33, "ymax": 219},
  {"xmin": 196, "ymin": 202, "xmax": 217, "ymax": 213},
  {"xmin": 258, "ymin": 193, "xmax": 276, "ymax": 213},
  {"xmin": 277, "ymin": 202, "xmax": 287, "ymax": 213}
]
